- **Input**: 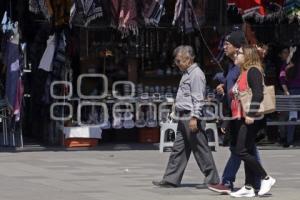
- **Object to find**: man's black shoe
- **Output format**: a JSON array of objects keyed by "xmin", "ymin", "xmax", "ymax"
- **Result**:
[{"xmin": 152, "ymin": 180, "xmax": 177, "ymax": 188}]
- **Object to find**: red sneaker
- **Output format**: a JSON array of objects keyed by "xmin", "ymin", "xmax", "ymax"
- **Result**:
[{"xmin": 208, "ymin": 184, "xmax": 231, "ymax": 194}]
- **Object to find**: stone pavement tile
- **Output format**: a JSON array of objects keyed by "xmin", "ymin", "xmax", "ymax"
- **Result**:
[
  {"xmin": 0, "ymin": 176, "xmax": 95, "ymax": 200},
  {"xmin": 0, "ymin": 147, "xmax": 300, "ymax": 200}
]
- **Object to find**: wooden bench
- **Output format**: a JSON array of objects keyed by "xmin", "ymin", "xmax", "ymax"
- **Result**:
[{"xmin": 266, "ymin": 95, "xmax": 300, "ymax": 126}]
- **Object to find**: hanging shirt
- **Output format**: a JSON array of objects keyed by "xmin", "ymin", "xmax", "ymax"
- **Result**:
[{"xmin": 38, "ymin": 34, "xmax": 56, "ymax": 72}]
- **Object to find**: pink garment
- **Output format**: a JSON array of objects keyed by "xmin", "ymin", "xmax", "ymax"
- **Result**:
[
  {"xmin": 14, "ymin": 78, "xmax": 24, "ymax": 121},
  {"xmin": 279, "ymin": 63, "xmax": 300, "ymax": 89},
  {"xmin": 111, "ymin": 0, "xmax": 138, "ymax": 37},
  {"xmin": 230, "ymin": 70, "xmax": 248, "ymax": 119}
]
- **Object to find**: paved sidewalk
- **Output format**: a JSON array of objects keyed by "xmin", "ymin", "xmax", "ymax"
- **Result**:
[{"xmin": 0, "ymin": 145, "xmax": 300, "ymax": 200}]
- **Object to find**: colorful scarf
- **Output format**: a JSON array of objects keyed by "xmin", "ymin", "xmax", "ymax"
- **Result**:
[
  {"xmin": 52, "ymin": 0, "xmax": 72, "ymax": 26},
  {"xmin": 29, "ymin": 0, "xmax": 53, "ymax": 20},
  {"xmin": 142, "ymin": 0, "xmax": 165, "ymax": 26},
  {"xmin": 284, "ymin": 0, "xmax": 300, "ymax": 19},
  {"xmin": 111, "ymin": 0, "xmax": 138, "ymax": 37},
  {"xmin": 75, "ymin": 0, "xmax": 104, "ymax": 26},
  {"xmin": 173, "ymin": 0, "xmax": 203, "ymax": 33},
  {"xmin": 29, "ymin": 0, "xmax": 42, "ymax": 14},
  {"xmin": 194, "ymin": 0, "xmax": 206, "ymax": 27},
  {"xmin": 243, "ymin": 0, "xmax": 300, "ymax": 23}
]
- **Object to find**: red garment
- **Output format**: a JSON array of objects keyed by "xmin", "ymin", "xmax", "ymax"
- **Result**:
[
  {"xmin": 228, "ymin": 0, "xmax": 285, "ymax": 15},
  {"xmin": 237, "ymin": 71, "xmax": 249, "ymax": 91},
  {"xmin": 228, "ymin": 0, "xmax": 265, "ymax": 15},
  {"xmin": 14, "ymin": 78, "xmax": 24, "ymax": 121},
  {"xmin": 230, "ymin": 70, "xmax": 248, "ymax": 119}
]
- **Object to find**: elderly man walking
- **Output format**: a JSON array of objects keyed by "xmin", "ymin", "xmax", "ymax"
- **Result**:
[{"xmin": 152, "ymin": 45, "xmax": 220, "ymax": 188}]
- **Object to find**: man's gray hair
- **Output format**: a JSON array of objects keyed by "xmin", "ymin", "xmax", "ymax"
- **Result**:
[{"xmin": 173, "ymin": 45, "xmax": 195, "ymax": 61}]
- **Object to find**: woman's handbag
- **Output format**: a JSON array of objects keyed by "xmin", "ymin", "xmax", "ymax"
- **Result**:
[{"xmin": 238, "ymin": 68, "xmax": 276, "ymax": 115}]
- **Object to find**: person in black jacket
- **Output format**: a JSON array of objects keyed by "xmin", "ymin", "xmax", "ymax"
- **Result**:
[{"xmin": 229, "ymin": 46, "xmax": 276, "ymax": 198}]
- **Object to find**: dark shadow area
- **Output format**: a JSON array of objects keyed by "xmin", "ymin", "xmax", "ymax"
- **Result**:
[
  {"xmin": 179, "ymin": 183, "xmax": 205, "ymax": 188},
  {"xmin": 0, "ymin": 142, "xmax": 160, "ymax": 153}
]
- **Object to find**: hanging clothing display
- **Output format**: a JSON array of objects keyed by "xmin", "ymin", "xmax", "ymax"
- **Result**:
[
  {"xmin": 142, "ymin": 0, "xmax": 165, "ymax": 26},
  {"xmin": 284, "ymin": 0, "xmax": 300, "ymax": 18},
  {"xmin": 14, "ymin": 78, "xmax": 24, "ymax": 120},
  {"xmin": 173, "ymin": 0, "xmax": 204, "ymax": 32},
  {"xmin": 74, "ymin": 0, "xmax": 104, "ymax": 26},
  {"xmin": 29, "ymin": 24, "xmax": 51, "ymax": 72},
  {"xmin": 38, "ymin": 34, "xmax": 56, "ymax": 72},
  {"xmin": 1, "ymin": 11, "xmax": 12, "ymax": 33},
  {"xmin": 52, "ymin": 32, "xmax": 67, "ymax": 80},
  {"xmin": 243, "ymin": 0, "xmax": 299, "ymax": 25},
  {"xmin": 52, "ymin": 0, "xmax": 72, "ymax": 26},
  {"xmin": 29, "ymin": 0, "xmax": 53, "ymax": 20},
  {"xmin": 193, "ymin": 0, "xmax": 207, "ymax": 26},
  {"xmin": 3, "ymin": 40, "xmax": 23, "ymax": 120},
  {"xmin": 1, "ymin": 18, "xmax": 24, "ymax": 121},
  {"xmin": 228, "ymin": 0, "xmax": 266, "ymax": 15},
  {"xmin": 228, "ymin": 0, "xmax": 284, "ymax": 16},
  {"xmin": 118, "ymin": 0, "xmax": 138, "ymax": 36},
  {"xmin": 111, "ymin": 0, "xmax": 138, "ymax": 37},
  {"xmin": 29, "ymin": 0, "xmax": 72, "ymax": 26}
]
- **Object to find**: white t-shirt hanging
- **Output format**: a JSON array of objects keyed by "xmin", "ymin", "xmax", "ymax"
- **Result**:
[
  {"xmin": 11, "ymin": 60, "xmax": 20, "ymax": 72},
  {"xmin": 38, "ymin": 34, "xmax": 56, "ymax": 72}
]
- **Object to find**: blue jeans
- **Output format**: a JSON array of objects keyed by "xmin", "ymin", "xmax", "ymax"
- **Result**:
[
  {"xmin": 286, "ymin": 88, "xmax": 300, "ymax": 145},
  {"xmin": 222, "ymin": 145, "xmax": 261, "ymax": 189}
]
